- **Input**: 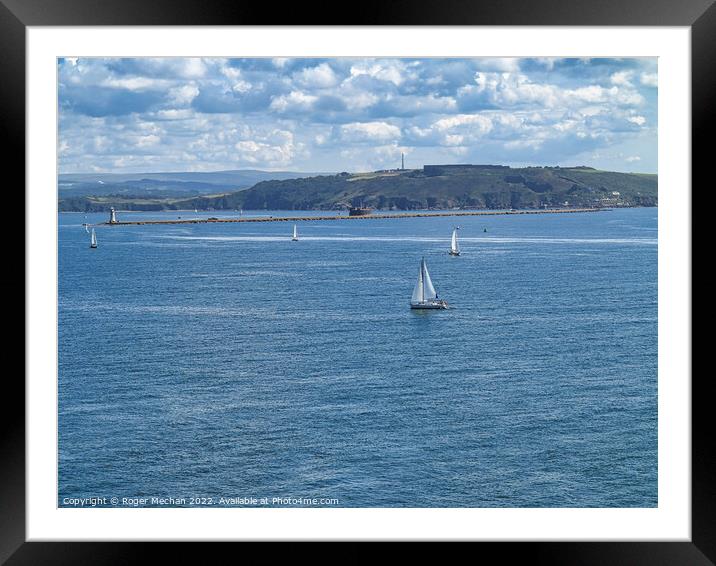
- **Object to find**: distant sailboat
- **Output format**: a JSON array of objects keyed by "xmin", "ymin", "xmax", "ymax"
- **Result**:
[
  {"xmin": 83, "ymin": 223, "xmax": 90, "ymax": 234},
  {"xmin": 410, "ymin": 258, "xmax": 448, "ymax": 309},
  {"xmin": 449, "ymin": 227, "xmax": 460, "ymax": 256},
  {"xmin": 292, "ymin": 224, "xmax": 299, "ymax": 241},
  {"xmin": 90, "ymin": 228, "xmax": 98, "ymax": 249}
]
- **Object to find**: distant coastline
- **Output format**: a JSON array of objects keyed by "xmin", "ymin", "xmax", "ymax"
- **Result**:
[{"xmin": 58, "ymin": 164, "xmax": 657, "ymax": 213}]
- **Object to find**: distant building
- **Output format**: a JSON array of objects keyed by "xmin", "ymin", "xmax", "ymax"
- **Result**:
[{"xmin": 109, "ymin": 207, "xmax": 117, "ymax": 224}]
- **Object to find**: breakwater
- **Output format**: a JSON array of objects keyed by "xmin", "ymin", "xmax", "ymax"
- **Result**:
[{"xmin": 105, "ymin": 208, "xmax": 604, "ymax": 226}]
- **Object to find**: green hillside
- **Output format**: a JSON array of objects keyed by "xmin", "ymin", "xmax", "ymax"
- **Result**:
[{"xmin": 58, "ymin": 164, "xmax": 657, "ymax": 212}]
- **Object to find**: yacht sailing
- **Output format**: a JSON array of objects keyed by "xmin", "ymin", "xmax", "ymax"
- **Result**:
[
  {"xmin": 292, "ymin": 224, "xmax": 299, "ymax": 241},
  {"xmin": 90, "ymin": 228, "xmax": 98, "ymax": 249},
  {"xmin": 410, "ymin": 258, "xmax": 448, "ymax": 309},
  {"xmin": 449, "ymin": 227, "xmax": 460, "ymax": 256}
]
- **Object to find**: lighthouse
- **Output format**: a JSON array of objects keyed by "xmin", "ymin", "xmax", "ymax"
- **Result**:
[
  {"xmin": 401, "ymin": 153, "xmax": 405, "ymax": 171},
  {"xmin": 109, "ymin": 207, "xmax": 117, "ymax": 224}
]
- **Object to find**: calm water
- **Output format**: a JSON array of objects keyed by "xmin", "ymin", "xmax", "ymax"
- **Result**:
[{"xmin": 58, "ymin": 208, "xmax": 657, "ymax": 507}]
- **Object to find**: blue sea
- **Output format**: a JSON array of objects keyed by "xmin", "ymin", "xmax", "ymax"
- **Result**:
[{"xmin": 58, "ymin": 208, "xmax": 657, "ymax": 508}]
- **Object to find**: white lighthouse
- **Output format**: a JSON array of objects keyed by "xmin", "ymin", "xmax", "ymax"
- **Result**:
[{"xmin": 109, "ymin": 207, "xmax": 117, "ymax": 224}]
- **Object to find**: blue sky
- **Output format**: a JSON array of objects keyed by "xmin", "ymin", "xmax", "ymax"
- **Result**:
[{"xmin": 58, "ymin": 57, "xmax": 657, "ymax": 174}]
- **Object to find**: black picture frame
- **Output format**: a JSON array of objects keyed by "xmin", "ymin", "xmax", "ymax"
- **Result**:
[{"xmin": 6, "ymin": 0, "xmax": 706, "ymax": 562}]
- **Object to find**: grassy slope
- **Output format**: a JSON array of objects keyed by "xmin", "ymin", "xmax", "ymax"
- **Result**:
[{"xmin": 59, "ymin": 166, "xmax": 657, "ymax": 212}]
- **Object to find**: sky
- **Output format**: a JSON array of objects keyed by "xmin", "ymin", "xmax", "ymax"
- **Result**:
[{"xmin": 58, "ymin": 57, "xmax": 657, "ymax": 174}]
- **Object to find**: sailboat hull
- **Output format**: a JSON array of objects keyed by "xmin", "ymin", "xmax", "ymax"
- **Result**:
[
  {"xmin": 448, "ymin": 250, "xmax": 460, "ymax": 256},
  {"xmin": 410, "ymin": 300, "xmax": 449, "ymax": 309}
]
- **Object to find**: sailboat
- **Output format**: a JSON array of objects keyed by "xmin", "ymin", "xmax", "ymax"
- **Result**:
[
  {"xmin": 410, "ymin": 258, "xmax": 448, "ymax": 309},
  {"xmin": 449, "ymin": 227, "xmax": 460, "ymax": 256},
  {"xmin": 90, "ymin": 228, "xmax": 98, "ymax": 249},
  {"xmin": 291, "ymin": 224, "xmax": 299, "ymax": 241}
]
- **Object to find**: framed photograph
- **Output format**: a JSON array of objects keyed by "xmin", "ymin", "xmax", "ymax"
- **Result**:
[{"xmin": 9, "ymin": 0, "xmax": 706, "ymax": 562}]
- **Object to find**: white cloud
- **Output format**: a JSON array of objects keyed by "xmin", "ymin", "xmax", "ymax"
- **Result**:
[
  {"xmin": 221, "ymin": 66, "xmax": 241, "ymax": 80},
  {"xmin": 101, "ymin": 76, "xmax": 173, "ymax": 91},
  {"xmin": 402, "ymin": 94, "xmax": 457, "ymax": 113},
  {"xmin": 336, "ymin": 81, "xmax": 379, "ymax": 110},
  {"xmin": 610, "ymin": 71, "xmax": 634, "ymax": 87},
  {"xmin": 407, "ymin": 114, "xmax": 495, "ymax": 148},
  {"xmin": 136, "ymin": 134, "xmax": 161, "ymax": 148},
  {"xmin": 349, "ymin": 62, "xmax": 405, "ymax": 86},
  {"xmin": 169, "ymin": 85, "xmax": 199, "ymax": 105},
  {"xmin": 433, "ymin": 114, "xmax": 492, "ymax": 133},
  {"xmin": 220, "ymin": 66, "xmax": 252, "ymax": 93},
  {"xmin": 472, "ymin": 58, "xmax": 521, "ymax": 72},
  {"xmin": 640, "ymin": 72, "xmax": 658, "ymax": 87},
  {"xmin": 570, "ymin": 85, "xmax": 610, "ymax": 103},
  {"xmin": 314, "ymin": 133, "xmax": 327, "ymax": 145},
  {"xmin": 295, "ymin": 63, "xmax": 340, "ymax": 88},
  {"xmin": 155, "ymin": 109, "xmax": 194, "ymax": 120},
  {"xmin": 58, "ymin": 57, "xmax": 658, "ymax": 174},
  {"xmin": 232, "ymin": 81, "xmax": 252, "ymax": 93},
  {"xmin": 444, "ymin": 134, "xmax": 464, "ymax": 146},
  {"xmin": 234, "ymin": 130, "xmax": 298, "ymax": 167},
  {"xmin": 534, "ymin": 57, "xmax": 561, "ymax": 70},
  {"xmin": 269, "ymin": 91, "xmax": 318, "ymax": 112},
  {"xmin": 553, "ymin": 119, "xmax": 579, "ymax": 133},
  {"xmin": 92, "ymin": 135, "xmax": 110, "ymax": 152},
  {"xmin": 340, "ymin": 121, "xmax": 401, "ymax": 142},
  {"xmin": 463, "ymin": 72, "xmax": 560, "ymax": 107},
  {"xmin": 461, "ymin": 72, "xmax": 645, "ymax": 110},
  {"xmin": 181, "ymin": 58, "xmax": 207, "ymax": 79}
]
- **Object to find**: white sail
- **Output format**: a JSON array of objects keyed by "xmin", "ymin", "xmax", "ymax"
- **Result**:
[
  {"xmin": 450, "ymin": 228, "xmax": 459, "ymax": 253},
  {"xmin": 292, "ymin": 225, "xmax": 298, "ymax": 240},
  {"xmin": 421, "ymin": 259, "xmax": 437, "ymax": 299},
  {"xmin": 90, "ymin": 228, "xmax": 97, "ymax": 247},
  {"xmin": 411, "ymin": 261, "xmax": 424, "ymax": 303}
]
